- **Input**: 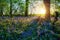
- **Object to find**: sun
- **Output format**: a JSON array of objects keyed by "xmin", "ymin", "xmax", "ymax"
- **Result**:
[
  {"xmin": 36, "ymin": 7, "xmax": 46, "ymax": 17},
  {"xmin": 39, "ymin": 8, "xmax": 46, "ymax": 18},
  {"xmin": 34, "ymin": 7, "xmax": 46, "ymax": 14},
  {"xmin": 29, "ymin": 1, "xmax": 46, "ymax": 18},
  {"xmin": 31, "ymin": 7, "xmax": 46, "ymax": 18},
  {"xmin": 40, "ymin": 8, "xmax": 46, "ymax": 15}
]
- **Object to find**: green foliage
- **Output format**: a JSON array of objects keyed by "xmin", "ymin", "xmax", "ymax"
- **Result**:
[
  {"xmin": 0, "ymin": 0, "xmax": 7, "ymax": 6},
  {"xmin": 54, "ymin": 21, "xmax": 60, "ymax": 34}
]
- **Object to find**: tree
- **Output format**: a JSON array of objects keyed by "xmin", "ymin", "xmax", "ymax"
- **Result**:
[
  {"xmin": 10, "ymin": 0, "xmax": 12, "ymax": 17},
  {"xmin": 44, "ymin": 0, "xmax": 50, "ymax": 21},
  {"xmin": 0, "ymin": 7, "xmax": 3, "ymax": 16},
  {"xmin": 25, "ymin": 0, "xmax": 29, "ymax": 16}
]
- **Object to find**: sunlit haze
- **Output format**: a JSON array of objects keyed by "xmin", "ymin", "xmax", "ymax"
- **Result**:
[{"xmin": 29, "ymin": 1, "xmax": 46, "ymax": 18}]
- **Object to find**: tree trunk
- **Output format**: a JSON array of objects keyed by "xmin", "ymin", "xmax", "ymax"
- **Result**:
[
  {"xmin": 10, "ymin": 0, "xmax": 12, "ymax": 17},
  {"xmin": 44, "ymin": 0, "xmax": 50, "ymax": 21},
  {"xmin": 25, "ymin": 0, "xmax": 29, "ymax": 16},
  {"xmin": 0, "ymin": 7, "xmax": 3, "ymax": 16}
]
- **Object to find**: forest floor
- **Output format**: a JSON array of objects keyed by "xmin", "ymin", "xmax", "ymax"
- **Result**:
[{"xmin": 0, "ymin": 16, "xmax": 60, "ymax": 40}]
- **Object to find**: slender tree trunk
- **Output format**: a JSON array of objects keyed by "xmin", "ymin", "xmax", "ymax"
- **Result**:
[
  {"xmin": 25, "ymin": 0, "xmax": 29, "ymax": 16},
  {"xmin": 10, "ymin": 0, "xmax": 12, "ymax": 17},
  {"xmin": 0, "ymin": 7, "xmax": 3, "ymax": 16},
  {"xmin": 44, "ymin": 0, "xmax": 50, "ymax": 21}
]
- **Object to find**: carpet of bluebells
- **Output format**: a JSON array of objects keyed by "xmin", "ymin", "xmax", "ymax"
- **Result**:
[{"xmin": 0, "ymin": 16, "xmax": 60, "ymax": 40}]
